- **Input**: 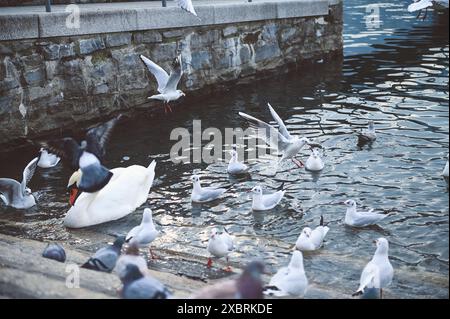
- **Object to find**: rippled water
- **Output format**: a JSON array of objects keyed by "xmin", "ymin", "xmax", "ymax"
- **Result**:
[{"xmin": 0, "ymin": 0, "xmax": 448, "ymax": 298}]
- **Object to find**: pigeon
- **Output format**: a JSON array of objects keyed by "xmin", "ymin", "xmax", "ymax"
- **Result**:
[
  {"xmin": 357, "ymin": 120, "xmax": 377, "ymax": 144},
  {"xmin": 0, "ymin": 157, "xmax": 38, "ymax": 209},
  {"xmin": 114, "ymin": 240, "xmax": 148, "ymax": 283},
  {"xmin": 120, "ymin": 264, "xmax": 171, "ymax": 299},
  {"xmin": 295, "ymin": 216, "xmax": 330, "ymax": 251},
  {"xmin": 191, "ymin": 174, "xmax": 227, "ymax": 203},
  {"xmin": 37, "ymin": 148, "xmax": 60, "ymax": 168},
  {"xmin": 42, "ymin": 115, "xmax": 123, "ymax": 193},
  {"xmin": 140, "ymin": 54, "xmax": 184, "ymax": 113},
  {"xmin": 264, "ymin": 250, "xmax": 308, "ymax": 298},
  {"xmin": 251, "ymin": 184, "xmax": 285, "ymax": 211},
  {"xmin": 239, "ymin": 103, "xmax": 317, "ymax": 168},
  {"xmin": 191, "ymin": 261, "xmax": 265, "ymax": 299},
  {"xmin": 42, "ymin": 243, "xmax": 66, "ymax": 263},
  {"xmin": 125, "ymin": 208, "xmax": 160, "ymax": 259},
  {"xmin": 207, "ymin": 227, "xmax": 234, "ymax": 271},
  {"xmin": 81, "ymin": 236, "xmax": 126, "ymax": 272},
  {"xmin": 305, "ymin": 148, "xmax": 324, "ymax": 171},
  {"xmin": 343, "ymin": 199, "xmax": 388, "ymax": 227},
  {"xmin": 352, "ymin": 238, "xmax": 394, "ymax": 299}
]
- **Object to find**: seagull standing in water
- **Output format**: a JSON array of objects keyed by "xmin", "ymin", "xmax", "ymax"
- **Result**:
[
  {"xmin": 37, "ymin": 148, "xmax": 60, "ymax": 168},
  {"xmin": 352, "ymin": 238, "xmax": 394, "ymax": 299},
  {"xmin": 0, "ymin": 157, "xmax": 38, "ymax": 209},
  {"xmin": 295, "ymin": 216, "xmax": 329, "ymax": 251},
  {"xmin": 42, "ymin": 115, "xmax": 123, "ymax": 193},
  {"xmin": 191, "ymin": 174, "xmax": 227, "ymax": 203},
  {"xmin": 305, "ymin": 148, "xmax": 324, "ymax": 171},
  {"xmin": 125, "ymin": 208, "xmax": 160, "ymax": 260},
  {"xmin": 140, "ymin": 54, "xmax": 185, "ymax": 114},
  {"xmin": 343, "ymin": 199, "xmax": 388, "ymax": 227},
  {"xmin": 357, "ymin": 120, "xmax": 377, "ymax": 144},
  {"xmin": 227, "ymin": 146, "xmax": 249, "ymax": 175},
  {"xmin": 251, "ymin": 184, "xmax": 285, "ymax": 211},
  {"xmin": 239, "ymin": 103, "xmax": 317, "ymax": 168},
  {"xmin": 207, "ymin": 227, "xmax": 234, "ymax": 271}
]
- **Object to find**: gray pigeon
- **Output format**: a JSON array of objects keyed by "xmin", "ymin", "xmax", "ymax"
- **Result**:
[
  {"xmin": 81, "ymin": 236, "xmax": 125, "ymax": 272},
  {"xmin": 42, "ymin": 243, "xmax": 66, "ymax": 263},
  {"xmin": 120, "ymin": 264, "xmax": 171, "ymax": 299}
]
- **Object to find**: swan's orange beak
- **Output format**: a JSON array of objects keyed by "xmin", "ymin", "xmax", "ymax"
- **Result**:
[{"xmin": 69, "ymin": 186, "xmax": 79, "ymax": 206}]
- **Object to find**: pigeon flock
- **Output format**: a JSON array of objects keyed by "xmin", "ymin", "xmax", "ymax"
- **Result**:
[{"xmin": 0, "ymin": 1, "xmax": 448, "ymax": 300}]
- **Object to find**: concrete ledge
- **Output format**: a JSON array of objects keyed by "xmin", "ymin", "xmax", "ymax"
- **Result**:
[{"xmin": 0, "ymin": 0, "xmax": 338, "ymax": 41}]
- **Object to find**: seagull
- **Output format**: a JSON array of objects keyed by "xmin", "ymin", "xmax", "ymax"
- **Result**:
[
  {"xmin": 264, "ymin": 250, "xmax": 308, "ymax": 298},
  {"xmin": 251, "ymin": 184, "xmax": 285, "ymax": 211},
  {"xmin": 442, "ymin": 154, "xmax": 449, "ymax": 178},
  {"xmin": 42, "ymin": 243, "xmax": 66, "ymax": 263},
  {"xmin": 125, "ymin": 208, "xmax": 160, "ymax": 260},
  {"xmin": 81, "ymin": 236, "xmax": 126, "ymax": 272},
  {"xmin": 408, "ymin": 0, "xmax": 449, "ymax": 19},
  {"xmin": 295, "ymin": 216, "xmax": 330, "ymax": 251},
  {"xmin": 207, "ymin": 227, "xmax": 234, "ymax": 271},
  {"xmin": 0, "ymin": 157, "xmax": 38, "ymax": 209},
  {"xmin": 305, "ymin": 148, "xmax": 324, "ymax": 171},
  {"xmin": 115, "ymin": 240, "xmax": 149, "ymax": 283},
  {"xmin": 357, "ymin": 120, "xmax": 377, "ymax": 144},
  {"xmin": 176, "ymin": 0, "xmax": 198, "ymax": 17},
  {"xmin": 352, "ymin": 238, "xmax": 394, "ymax": 299},
  {"xmin": 239, "ymin": 103, "xmax": 316, "ymax": 168},
  {"xmin": 120, "ymin": 264, "xmax": 171, "ymax": 299},
  {"xmin": 343, "ymin": 199, "xmax": 388, "ymax": 227},
  {"xmin": 227, "ymin": 146, "xmax": 249, "ymax": 175},
  {"xmin": 37, "ymin": 148, "xmax": 60, "ymax": 168},
  {"xmin": 139, "ymin": 54, "xmax": 185, "ymax": 114},
  {"xmin": 191, "ymin": 261, "xmax": 265, "ymax": 299},
  {"xmin": 191, "ymin": 174, "xmax": 227, "ymax": 203},
  {"xmin": 42, "ymin": 115, "xmax": 123, "ymax": 193}
]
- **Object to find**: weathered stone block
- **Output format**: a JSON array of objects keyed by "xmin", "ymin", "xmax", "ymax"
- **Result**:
[
  {"xmin": 134, "ymin": 31, "xmax": 162, "ymax": 44},
  {"xmin": 24, "ymin": 68, "xmax": 45, "ymax": 86},
  {"xmin": 223, "ymin": 26, "xmax": 238, "ymax": 37},
  {"xmin": 105, "ymin": 33, "xmax": 132, "ymax": 48},
  {"xmin": 190, "ymin": 51, "xmax": 211, "ymax": 70},
  {"xmin": 254, "ymin": 42, "xmax": 281, "ymax": 63},
  {"xmin": 79, "ymin": 37, "xmax": 106, "ymax": 55},
  {"xmin": 162, "ymin": 29, "xmax": 185, "ymax": 39}
]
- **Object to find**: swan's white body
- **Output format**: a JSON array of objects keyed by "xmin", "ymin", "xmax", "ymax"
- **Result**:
[{"xmin": 64, "ymin": 161, "xmax": 156, "ymax": 228}]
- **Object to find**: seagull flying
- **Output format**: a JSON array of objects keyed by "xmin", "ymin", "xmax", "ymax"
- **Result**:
[
  {"xmin": 0, "ymin": 157, "xmax": 38, "ymax": 209},
  {"xmin": 42, "ymin": 115, "xmax": 123, "ymax": 193},
  {"xmin": 239, "ymin": 103, "xmax": 316, "ymax": 168},
  {"xmin": 140, "ymin": 54, "xmax": 185, "ymax": 113}
]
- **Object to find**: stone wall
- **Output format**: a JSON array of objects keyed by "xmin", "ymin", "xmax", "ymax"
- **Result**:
[{"xmin": 0, "ymin": 1, "xmax": 343, "ymax": 148}]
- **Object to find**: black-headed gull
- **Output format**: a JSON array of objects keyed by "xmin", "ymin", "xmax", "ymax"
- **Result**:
[
  {"xmin": 120, "ymin": 264, "xmax": 171, "ymax": 299},
  {"xmin": 176, "ymin": 0, "xmax": 198, "ymax": 17},
  {"xmin": 264, "ymin": 250, "xmax": 308, "ymax": 297},
  {"xmin": 343, "ymin": 199, "xmax": 388, "ymax": 227},
  {"xmin": 126, "ymin": 208, "xmax": 160, "ymax": 259},
  {"xmin": 305, "ymin": 148, "xmax": 324, "ymax": 171},
  {"xmin": 207, "ymin": 227, "xmax": 234, "ymax": 271},
  {"xmin": 251, "ymin": 184, "xmax": 285, "ymax": 211},
  {"xmin": 358, "ymin": 120, "xmax": 377, "ymax": 144},
  {"xmin": 37, "ymin": 148, "xmax": 60, "ymax": 168},
  {"xmin": 42, "ymin": 115, "xmax": 123, "ymax": 193},
  {"xmin": 442, "ymin": 154, "xmax": 449, "ymax": 178},
  {"xmin": 0, "ymin": 157, "xmax": 38, "ymax": 209},
  {"xmin": 295, "ymin": 216, "xmax": 329, "ymax": 251},
  {"xmin": 81, "ymin": 236, "xmax": 126, "ymax": 272},
  {"xmin": 191, "ymin": 174, "xmax": 227, "ymax": 203},
  {"xmin": 239, "ymin": 103, "xmax": 316, "ymax": 168},
  {"xmin": 227, "ymin": 146, "xmax": 249, "ymax": 175},
  {"xmin": 352, "ymin": 238, "xmax": 394, "ymax": 299},
  {"xmin": 140, "ymin": 54, "xmax": 184, "ymax": 114},
  {"xmin": 115, "ymin": 240, "xmax": 149, "ymax": 282}
]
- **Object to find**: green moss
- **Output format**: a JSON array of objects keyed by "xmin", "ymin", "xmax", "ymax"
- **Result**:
[{"xmin": 91, "ymin": 50, "xmax": 110, "ymax": 65}]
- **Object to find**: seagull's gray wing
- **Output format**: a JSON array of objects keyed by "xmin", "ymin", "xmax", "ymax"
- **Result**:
[
  {"xmin": 239, "ymin": 112, "xmax": 291, "ymax": 152},
  {"xmin": 198, "ymin": 187, "xmax": 226, "ymax": 202},
  {"xmin": 176, "ymin": 0, "xmax": 198, "ymax": 16},
  {"xmin": 408, "ymin": 0, "xmax": 433, "ymax": 11},
  {"xmin": 0, "ymin": 178, "xmax": 21, "ymax": 205},
  {"xmin": 267, "ymin": 103, "xmax": 293, "ymax": 140},
  {"xmin": 140, "ymin": 55, "xmax": 170, "ymax": 93},
  {"xmin": 21, "ymin": 157, "xmax": 38, "ymax": 195},
  {"xmin": 163, "ymin": 55, "xmax": 183, "ymax": 93},
  {"xmin": 262, "ymin": 191, "xmax": 284, "ymax": 208},
  {"xmin": 43, "ymin": 137, "xmax": 82, "ymax": 170}
]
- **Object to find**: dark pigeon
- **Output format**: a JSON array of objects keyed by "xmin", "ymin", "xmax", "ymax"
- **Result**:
[
  {"xmin": 120, "ymin": 264, "xmax": 171, "ymax": 299},
  {"xmin": 42, "ymin": 243, "xmax": 66, "ymax": 263},
  {"xmin": 81, "ymin": 236, "xmax": 126, "ymax": 272}
]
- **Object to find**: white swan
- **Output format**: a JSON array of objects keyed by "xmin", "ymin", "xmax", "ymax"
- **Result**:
[{"xmin": 64, "ymin": 161, "xmax": 157, "ymax": 228}]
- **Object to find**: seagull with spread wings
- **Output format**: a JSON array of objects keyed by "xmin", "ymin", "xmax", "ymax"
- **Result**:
[
  {"xmin": 239, "ymin": 103, "xmax": 319, "ymax": 168},
  {"xmin": 42, "ymin": 115, "xmax": 123, "ymax": 193},
  {"xmin": 0, "ymin": 157, "xmax": 39, "ymax": 209},
  {"xmin": 140, "ymin": 54, "xmax": 185, "ymax": 114}
]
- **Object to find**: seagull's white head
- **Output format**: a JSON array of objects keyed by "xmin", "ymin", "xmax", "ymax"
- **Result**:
[
  {"xmin": 311, "ymin": 148, "xmax": 320, "ymax": 159},
  {"xmin": 374, "ymin": 237, "xmax": 389, "ymax": 254},
  {"xmin": 302, "ymin": 227, "xmax": 312, "ymax": 238},
  {"xmin": 344, "ymin": 199, "xmax": 357, "ymax": 208},
  {"xmin": 251, "ymin": 185, "xmax": 263, "ymax": 195},
  {"xmin": 191, "ymin": 174, "xmax": 201, "ymax": 183},
  {"xmin": 210, "ymin": 228, "xmax": 219, "ymax": 239},
  {"xmin": 142, "ymin": 208, "xmax": 153, "ymax": 223},
  {"xmin": 289, "ymin": 250, "xmax": 304, "ymax": 269},
  {"xmin": 230, "ymin": 149, "xmax": 238, "ymax": 159},
  {"xmin": 177, "ymin": 90, "xmax": 186, "ymax": 98},
  {"xmin": 25, "ymin": 187, "xmax": 32, "ymax": 196}
]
